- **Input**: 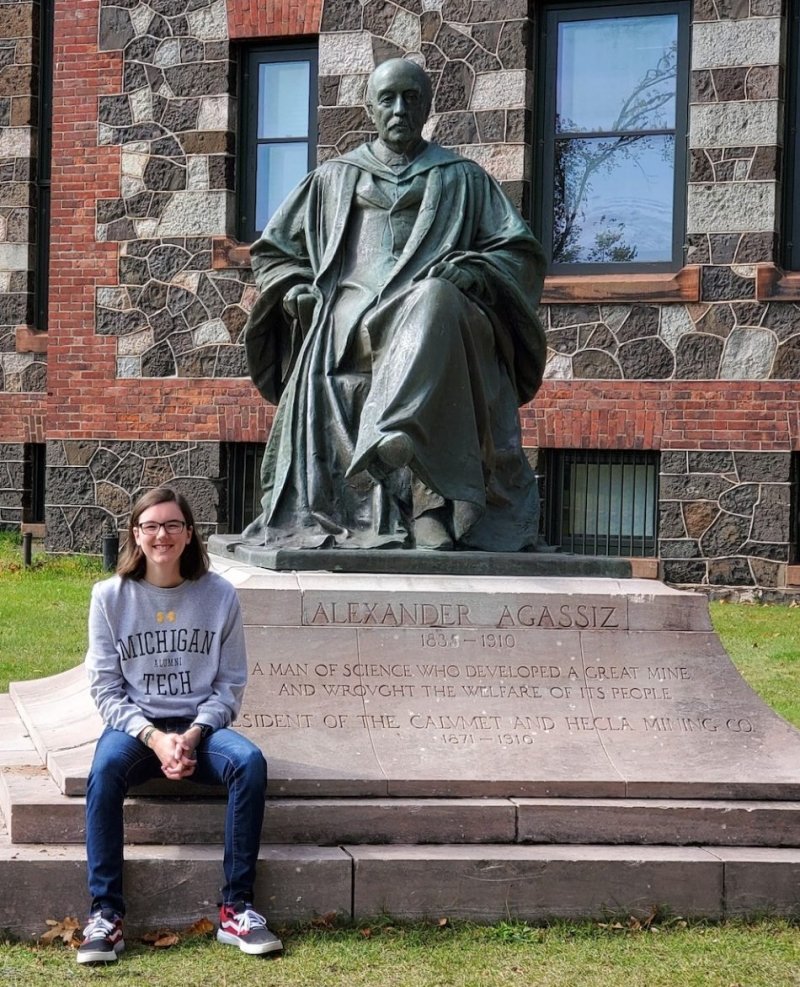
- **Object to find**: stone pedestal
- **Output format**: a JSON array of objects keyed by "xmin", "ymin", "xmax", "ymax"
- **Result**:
[{"xmin": 215, "ymin": 558, "xmax": 800, "ymax": 800}]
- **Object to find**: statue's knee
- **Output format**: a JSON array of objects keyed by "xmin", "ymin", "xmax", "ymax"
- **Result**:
[{"xmin": 414, "ymin": 276, "xmax": 463, "ymax": 308}]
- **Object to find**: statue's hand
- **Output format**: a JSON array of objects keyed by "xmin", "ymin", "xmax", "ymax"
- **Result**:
[
  {"xmin": 426, "ymin": 261, "xmax": 475, "ymax": 293},
  {"xmin": 282, "ymin": 285, "xmax": 317, "ymax": 331}
]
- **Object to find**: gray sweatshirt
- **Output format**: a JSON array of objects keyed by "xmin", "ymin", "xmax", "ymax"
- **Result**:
[{"xmin": 86, "ymin": 571, "xmax": 247, "ymax": 737}]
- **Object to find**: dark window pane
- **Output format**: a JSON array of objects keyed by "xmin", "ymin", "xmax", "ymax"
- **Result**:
[
  {"xmin": 258, "ymin": 61, "xmax": 311, "ymax": 139},
  {"xmin": 553, "ymin": 134, "xmax": 675, "ymax": 263},
  {"xmin": 566, "ymin": 462, "xmax": 656, "ymax": 538},
  {"xmin": 255, "ymin": 142, "xmax": 309, "ymax": 232},
  {"xmin": 557, "ymin": 14, "xmax": 677, "ymax": 134}
]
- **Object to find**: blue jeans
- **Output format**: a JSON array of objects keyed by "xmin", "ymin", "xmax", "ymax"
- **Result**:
[{"xmin": 85, "ymin": 720, "xmax": 267, "ymax": 916}]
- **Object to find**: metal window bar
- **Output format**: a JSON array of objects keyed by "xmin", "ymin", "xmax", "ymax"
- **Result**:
[
  {"xmin": 543, "ymin": 449, "xmax": 659, "ymax": 557},
  {"xmin": 227, "ymin": 442, "xmax": 266, "ymax": 534}
]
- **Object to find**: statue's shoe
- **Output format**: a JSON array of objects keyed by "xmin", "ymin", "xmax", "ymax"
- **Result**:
[
  {"xmin": 377, "ymin": 432, "xmax": 414, "ymax": 470},
  {"xmin": 414, "ymin": 512, "xmax": 453, "ymax": 551}
]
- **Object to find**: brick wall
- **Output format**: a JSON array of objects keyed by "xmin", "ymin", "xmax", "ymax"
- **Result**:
[{"xmin": 227, "ymin": 0, "xmax": 322, "ymax": 39}]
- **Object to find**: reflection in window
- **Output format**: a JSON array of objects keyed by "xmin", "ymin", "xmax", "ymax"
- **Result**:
[
  {"xmin": 539, "ymin": 2, "xmax": 689, "ymax": 271},
  {"xmin": 239, "ymin": 46, "xmax": 317, "ymax": 244}
]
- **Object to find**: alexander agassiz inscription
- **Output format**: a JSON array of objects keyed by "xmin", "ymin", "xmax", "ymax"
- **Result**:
[
  {"xmin": 237, "ymin": 595, "xmax": 759, "ymax": 753},
  {"xmin": 305, "ymin": 600, "xmax": 622, "ymax": 629}
]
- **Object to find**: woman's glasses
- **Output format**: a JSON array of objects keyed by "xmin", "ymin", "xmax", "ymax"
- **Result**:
[{"xmin": 136, "ymin": 520, "xmax": 187, "ymax": 535}]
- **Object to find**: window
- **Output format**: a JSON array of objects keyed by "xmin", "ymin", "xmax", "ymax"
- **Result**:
[
  {"xmin": 791, "ymin": 453, "xmax": 799, "ymax": 564},
  {"xmin": 536, "ymin": 1, "xmax": 689, "ymax": 273},
  {"xmin": 238, "ymin": 45, "xmax": 318, "ymax": 244},
  {"xmin": 784, "ymin": 3, "xmax": 800, "ymax": 270},
  {"xmin": 34, "ymin": 0, "xmax": 54, "ymax": 330},
  {"xmin": 226, "ymin": 442, "xmax": 266, "ymax": 533},
  {"xmin": 542, "ymin": 449, "xmax": 659, "ymax": 556},
  {"xmin": 23, "ymin": 443, "xmax": 46, "ymax": 524}
]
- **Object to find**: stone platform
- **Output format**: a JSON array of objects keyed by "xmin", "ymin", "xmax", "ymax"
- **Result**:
[{"xmin": 1, "ymin": 561, "xmax": 799, "ymax": 938}]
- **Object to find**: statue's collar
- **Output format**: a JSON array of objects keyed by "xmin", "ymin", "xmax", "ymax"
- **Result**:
[
  {"xmin": 339, "ymin": 140, "xmax": 462, "ymax": 180},
  {"xmin": 371, "ymin": 139, "xmax": 427, "ymax": 172}
]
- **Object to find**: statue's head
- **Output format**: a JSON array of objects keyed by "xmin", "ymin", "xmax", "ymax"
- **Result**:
[{"xmin": 366, "ymin": 58, "xmax": 433, "ymax": 154}]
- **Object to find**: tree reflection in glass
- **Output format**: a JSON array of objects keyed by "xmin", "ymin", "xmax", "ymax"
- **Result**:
[{"xmin": 551, "ymin": 14, "xmax": 678, "ymax": 265}]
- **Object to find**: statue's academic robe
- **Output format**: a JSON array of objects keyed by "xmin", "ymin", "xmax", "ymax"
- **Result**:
[{"xmin": 243, "ymin": 141, "xmax": 547, "ymax": 551}]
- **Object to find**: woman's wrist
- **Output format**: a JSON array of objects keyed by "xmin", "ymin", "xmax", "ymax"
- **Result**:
[{"xmin": 138, "ymin": 724, "xmax": 157, "ymax": 748}]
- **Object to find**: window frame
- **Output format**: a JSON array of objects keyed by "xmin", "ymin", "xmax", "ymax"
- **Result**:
[
  {"xmin": 237, "ymin": 43, "xmax": 318, "ymax": 245},
  {"xmin": 534, "ymin": 0, "xmax": 690, "ymax": 276}
]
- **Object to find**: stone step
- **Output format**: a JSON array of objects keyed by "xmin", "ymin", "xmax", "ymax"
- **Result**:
[
  {"xmin": 3, "ymin": 768, "xmax": 798, "ymax": 848},
  {"xmin": 0, "ymin": 692, "xmax": 36, "ymax": 767},
  {"xmin": 1, "ymin": 825, "xmax": 798, "ymax": 940}
]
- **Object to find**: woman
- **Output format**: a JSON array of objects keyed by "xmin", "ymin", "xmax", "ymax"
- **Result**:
[{"xmin": 78, "ymin": 486, "xmax": 281, "ymax": 964}]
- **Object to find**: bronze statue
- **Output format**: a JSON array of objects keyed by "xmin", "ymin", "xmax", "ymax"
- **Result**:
[{"xmin": 243, "ymin": 59, "xmax": 547, "ymax": 552}]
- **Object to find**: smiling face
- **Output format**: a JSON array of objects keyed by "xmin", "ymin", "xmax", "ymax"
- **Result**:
[
  {"xmin": 133, "ymin": 500, "xmax": 192, "ymax": 584},
  {"xmin": 366, "ymin": 59, "xmax": 432, "ymax": 154}
]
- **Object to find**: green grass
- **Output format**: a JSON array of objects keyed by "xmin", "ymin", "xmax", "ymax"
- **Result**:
[
  {"xmin": 0, "ymin": 532, "xmax": 103, "ymax": 691},
  {"xmin": 0, "ymin": 918, "xmax": 799, "ymax": 987},
  {"xmin": 710, "ymin": 599, "xmax": 800, "ymax": 727}
]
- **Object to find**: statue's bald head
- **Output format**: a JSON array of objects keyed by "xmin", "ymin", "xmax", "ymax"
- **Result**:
[{"xmin": 366, "ymin": 58, "xmax": 433, "ymax": 117}]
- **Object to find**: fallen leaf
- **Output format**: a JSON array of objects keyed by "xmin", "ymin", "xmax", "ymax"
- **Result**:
[
  {"xmin": 142, "ymin": 928, "xmax": 180, "ymax": 948},
  {"xmin": 311, "ymin": 912, "xmax": 338, "ymax": 929},
  {"xmin": 40, "ymin": 917, "xmax": 81, "ymax": 948},
  {"xmin": 187, "ymin": 917, "xmax": 215, "ymax": 937}
]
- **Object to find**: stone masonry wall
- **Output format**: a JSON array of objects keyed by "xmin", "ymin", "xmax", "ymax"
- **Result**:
[
  {"xmin": 95, "ymin": 0, "xmax": 253, "ymax": 380},
  {"xmin": 0, "ymin": 0, "xmax": 43, "ymax": 394},
  {"xmin": 45, "ymin": 438, "xmax": 225, "ymax": 551},
  {"xmin": 0, "ymin": 440, "xmax": 24, "ymax": 527},
  {"xmin": 40, "ymin": 0, "xmax": 270, "ymax": 553},
  {"xmin": 659, "ymin": 449, "xmax": 792, "ymax": 590}
]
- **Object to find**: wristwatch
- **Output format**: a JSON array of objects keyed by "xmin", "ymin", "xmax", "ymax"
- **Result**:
[{"xmin": 191, "ymin": 722, "xmax": 213, "ymax": 742}]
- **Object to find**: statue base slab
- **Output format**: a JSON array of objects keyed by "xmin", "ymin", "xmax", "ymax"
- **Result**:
[{"xmin": 208, "ymin": 534, "xmax": 633, "ymax": 578}]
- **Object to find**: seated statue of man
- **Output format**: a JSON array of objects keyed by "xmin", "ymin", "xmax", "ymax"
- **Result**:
[{"xmin": 243, "ymin": 58, "xmax": 547, "ymax": 552}]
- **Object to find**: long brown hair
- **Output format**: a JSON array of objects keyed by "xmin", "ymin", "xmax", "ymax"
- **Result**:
[{"xmin": 117, "ymin": 486, "xmax": 210, "ymax": 580}]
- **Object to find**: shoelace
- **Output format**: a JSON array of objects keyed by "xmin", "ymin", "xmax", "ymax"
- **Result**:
[
  {"xmin": 230, "ymin": 907, "xmax": 267, "ymax": 933},
  {"xmin": 83, "ymin": 915, "xmax": 116, "ymax": 940}
]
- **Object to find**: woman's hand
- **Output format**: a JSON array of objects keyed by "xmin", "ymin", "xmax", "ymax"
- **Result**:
[{"xmin": 149, "ymin": 730, "xmax": 197, "ymax": 781}]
